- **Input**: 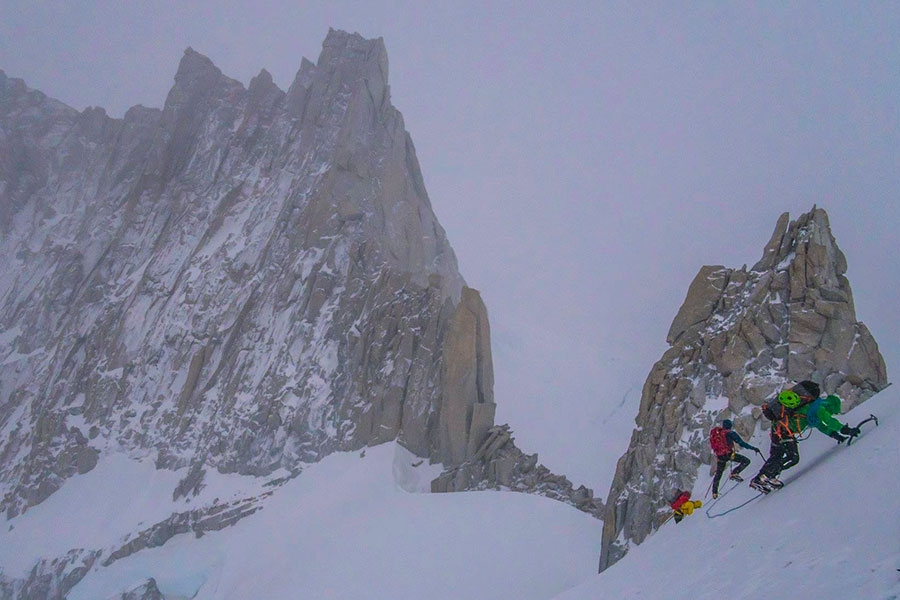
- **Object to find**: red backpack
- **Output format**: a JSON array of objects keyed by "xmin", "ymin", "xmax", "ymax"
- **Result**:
[
  {"xmin": 670, "ymin": 490, "xmax": 691, "ymax": 511},
  {"xmin": 709, "ymin": 426, "xmax": 731, "ymax": 456}
]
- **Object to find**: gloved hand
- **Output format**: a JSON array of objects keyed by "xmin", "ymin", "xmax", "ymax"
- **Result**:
[
  {"xmin": 829, "ymin": 431, "xmax": 848, "ymax": 444},
  {"xmin": 840, "ymin": 424, "xmax": 861, "ymax": 437}
]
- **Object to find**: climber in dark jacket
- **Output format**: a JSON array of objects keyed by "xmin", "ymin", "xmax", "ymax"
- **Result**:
[
  {"xmin": 750, "ymin": 383, "xmax": 814, "ymax": 492},
  {"xmin": 750, "ymin": 380, "xmax": 858, "ymax": 493},
  {"xmin": 710, "ymin": 419, "xmax": 760, "ymax": 498}
]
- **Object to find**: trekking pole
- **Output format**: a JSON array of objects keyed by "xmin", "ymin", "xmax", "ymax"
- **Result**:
[{"xmin": 704, "ymin": 477, "xmax": 714, "ymax": 499}]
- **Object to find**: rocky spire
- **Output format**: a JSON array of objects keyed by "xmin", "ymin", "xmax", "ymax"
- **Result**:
[
  {"xmin": 0, "ymin": 29, "xmax": 606, "ymax": 595},
  {"xmin": 0, "ymin": 30, "xmax": 467, "ymax": 520},
  {"xmin": 598, "ymin": 206, "xmax": 888, "ymax": 572}
]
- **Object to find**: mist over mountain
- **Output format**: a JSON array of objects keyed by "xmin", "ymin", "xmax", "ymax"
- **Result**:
[{"xmin": 0, "ymin": 28, "xmax": 892, "ymax": 600}]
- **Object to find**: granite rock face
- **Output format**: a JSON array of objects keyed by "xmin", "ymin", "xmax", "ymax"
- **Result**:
[
  {"xmin": 119, "ymin": 579, "xmax": 165, "ymax": 600},
  {"xmin": 437, "ymin": 287, "xmax": 495, "ymax": 465},
  {"xmin": 431, "ymin": 423, "xmax": 604, "ymax": 517},
  {"xmin": 0, "ymin": 31, "xmax": 464, "ymax": 521},
  {"xmin": 0, "ymin": 30, "xmax": 477, "ymax": 517},
  {"xmin": 0, "ymin": 30, "xmax": 602, "ymax": 597},
  {"xmin": 598, "ymin": 207, "xmax": 888, "ymax": 571},
  {"xmin": 0, "ymin": 550, "xmax": 100, "ymax": 600},
  {"xmin": 429, "ymin": 289, "xmax": 603, "ymax": 515}
]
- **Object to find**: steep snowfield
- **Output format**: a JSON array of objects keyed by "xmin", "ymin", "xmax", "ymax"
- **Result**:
[
  {"xmin": 1, "ymin": 443, "xmax": 601, "ymax": 599},
  {"xmin": 1, "ymin": 388, "xmax": 895, "ymax": 599},
  {"xmin": 558, "ymin": 384, "xmax": 900, "ymax": 600}
]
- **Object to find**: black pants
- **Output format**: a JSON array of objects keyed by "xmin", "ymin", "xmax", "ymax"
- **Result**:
[
  {"xmin": 713, "ymin": 452, "xmax": 751, "ymax": 494},
  {"xmin": 759, "ymin": 437, "xmax": 799, "ymax": 479}
]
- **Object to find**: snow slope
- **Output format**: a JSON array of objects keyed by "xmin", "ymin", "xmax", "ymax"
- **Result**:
[
  {"xmin": 1, "ymin": 443, "xmax": 601, "ymax": 599},
  {"xmin": 1, "ymin": 388, "xmax": 895, "ymax": 599},
  {"xmin": 558, "ymin": 384, "xmax": 900, "ymax": 600}
]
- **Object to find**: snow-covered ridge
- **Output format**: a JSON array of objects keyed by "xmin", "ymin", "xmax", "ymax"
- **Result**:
[{"xmin": 0, "ymin": 440, "xmax": 600, "ymax": 600}]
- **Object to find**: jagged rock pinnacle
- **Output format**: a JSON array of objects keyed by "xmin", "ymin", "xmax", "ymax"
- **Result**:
[{"xmin": 598, "ymin": 206, "xmax": 888, "ymax": 572}]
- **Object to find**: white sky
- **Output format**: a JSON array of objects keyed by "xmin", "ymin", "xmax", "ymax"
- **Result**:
[{"xmin": 1, "ymin": 1, "xmax": 897, "ymax": 488}]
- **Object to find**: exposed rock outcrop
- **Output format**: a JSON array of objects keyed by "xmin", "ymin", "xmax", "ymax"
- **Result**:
[
  {"xmin": 119, "ymin": 579, "xmax": 165, "ymax": 600},
  {"xmin": 0, "ymin": 550, "xmax": 100, "ymax": 600},
  {"xmin": 101, "ymin": 486, "xmax": 280, "ymax": 567},
  {"xmin": 598, "ymin": 207, "xmax": 888, "ymax": 571},
  {"xmin": 431, "ymin": 424, "xmax": 604, "ymax": 517}
]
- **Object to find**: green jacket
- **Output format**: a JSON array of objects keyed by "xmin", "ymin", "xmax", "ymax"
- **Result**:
[{"xmin": 798, "ymin": 395, "xmax": 845, "ymax": 435}]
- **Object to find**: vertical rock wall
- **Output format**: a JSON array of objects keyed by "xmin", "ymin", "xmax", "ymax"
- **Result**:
[{"xmin": 437, "ymin": 287, "xmax": 496, "ymax": 465}]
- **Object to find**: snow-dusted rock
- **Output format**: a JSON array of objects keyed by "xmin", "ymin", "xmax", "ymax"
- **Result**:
[
  {"xmin": 598, "ymin": 207, "xmax": 888, "ymax": 571},
  {"xmin": 0, "ymin": 28, "xmax": 602, "ymax": 595},
  {"xmin": 116, "ymin": 579, "xmax": 163, "ymax": 600},
  {"xmin": 0, "ymin": 29, "xmax": 473, "ymax": 519}
]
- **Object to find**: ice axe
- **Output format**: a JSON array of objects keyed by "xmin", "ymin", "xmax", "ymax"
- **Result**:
[{"xmin": 846, "ymin": 414, "xmax": 878, "ymax": 446}]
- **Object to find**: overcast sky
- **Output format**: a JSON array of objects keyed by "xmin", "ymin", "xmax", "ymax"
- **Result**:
[{"xmin": 2, "ymin": 1, "xmax": 897, "ymax": 488}]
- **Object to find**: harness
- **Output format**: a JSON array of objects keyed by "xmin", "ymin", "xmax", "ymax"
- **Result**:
[{"xmin": 771, "ymin": 400, "xmax": 812, "ymax": 440}]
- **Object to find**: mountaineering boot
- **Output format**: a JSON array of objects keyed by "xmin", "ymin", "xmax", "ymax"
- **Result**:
[
  {"xmin": 728, "ymin": 473, "xmax": 744, "ymax": 482},
  {"xmin": 749, "ymin": 476, "xmax": 771, "ymax": 494},
  {"xmin": 763, "ymin": 475, "xmax": 784, "ymax": 489}
]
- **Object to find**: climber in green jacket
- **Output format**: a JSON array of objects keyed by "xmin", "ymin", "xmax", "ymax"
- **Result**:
[
  {"xmin": 800, "ymin": 394, "xmax": 860, "ymax": 442},
  {"xmin": 751, "ymin": 382, "xmax": 860, "ymax": 493}
]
